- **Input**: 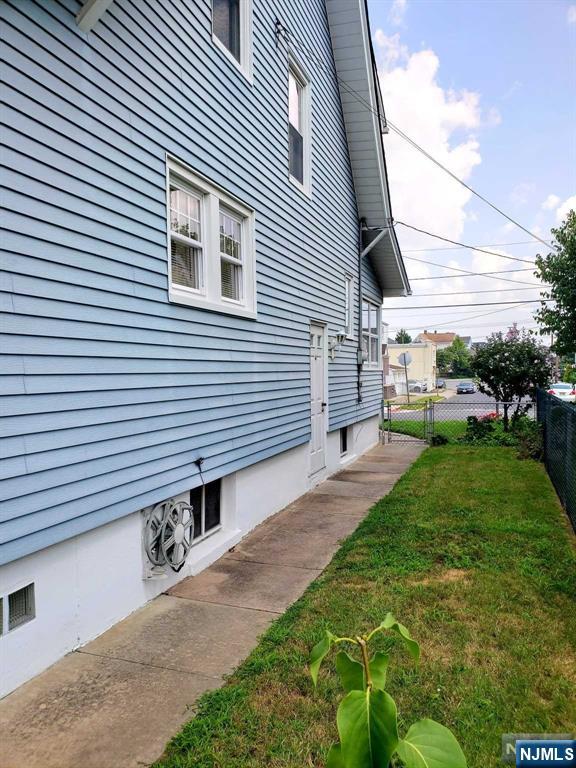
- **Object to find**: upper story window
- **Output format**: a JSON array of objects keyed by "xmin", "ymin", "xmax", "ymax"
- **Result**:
[
  {"xmin": 288, "ymin": 59, "xmax": 310, "ymax": 193},
  {"xmin": 212, "ymin": 0, "xmax": 253, "ymax": 80},
  {"xmin": 345, "ymin": 275, "xmax": 354, "ymax": 338},
  {"xmin": 362, "ymin": 299, "xmax": 381, "ymax": 368},
  {"xmin": 167, "ymin": 158, "xmax": 257, "ymax": 319}
]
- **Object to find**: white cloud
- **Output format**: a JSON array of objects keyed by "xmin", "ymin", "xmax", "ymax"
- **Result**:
[
  {"xmin": 374, "ymin": 38, "xmax": 481, "ymax": 250},
  {"xmin": 388, "ymin": 0, "xmax": 407, "ymax": 27},
  {"xmin": 372, "ymin": 30, "xmax": 547, "ymax": 340},
  {"xmin": 567, "ymin": 5, "xmax": 576, "ymax": 24},
  {"xmin": 509, "ymin": 182, "xmax": 535, "ymax": 207},
  {"xmin": 541, "ymin": 194, "xmax": 561, "ymax": 210},
  {"xmin": 555, "ymin": 194, "xmax": 576, "ymax": 223},
  {"xmin": 374, "ymin": 31, "xmax": 408, "ymax": 70},
  {"xmin": 485, "ymin": 106, "xmax": 502, "ymax": 127}
]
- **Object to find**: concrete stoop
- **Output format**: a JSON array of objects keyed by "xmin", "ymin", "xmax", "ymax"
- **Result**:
[{"xmin": 0, "ymin": 443, "xmax": 425, "ymax": 768}]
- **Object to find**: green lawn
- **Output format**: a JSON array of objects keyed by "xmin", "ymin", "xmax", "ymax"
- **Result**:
[
  {"xmin": 382, "ymin": 418, "xmax": 468, "ymax": 441},
  {"xmin": 393, "ymin": 395, "xmax": 446, "ymax": 411},
  {"xmin": 156, "ymin": 447, "xmax": 576, "ymax": 768}
]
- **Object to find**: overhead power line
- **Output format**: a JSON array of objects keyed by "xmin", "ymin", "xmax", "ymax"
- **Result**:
[
  {"xmin": 412, "ymin": 286, "xmax": 544, "ymax": 297},
  {"xmin": 403, "ymin": 240, "xmax": 540, "ymax": 252},
  {"xmin": 395, "ymin": 222, "xmax": 537, "ymax": 264},
  {"xmin": 388, "ymin": 302, "xmax": 537, "ymax": 332},
  {"xmin": 275, "ymin": 25, "xmax": 554, "ymax": 250},
  {"xmin": 410, "ymin": 266, "xmax": 537, "ymax": 280},
  {"xmin": 404, "ymin": 254, "xmax": 545, "ymax": 287},
  {"xmin": 385, "ymin": 299, "xmax": 552, "ymax": 310},
  {"xmin": 387, "ymin": 122, "xmax": 553, "ymax": 249}
]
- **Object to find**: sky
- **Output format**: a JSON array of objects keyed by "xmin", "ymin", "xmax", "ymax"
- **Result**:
[{"xmin": 367, "ymin": 0, "xmax": 576, "ymax": 344}]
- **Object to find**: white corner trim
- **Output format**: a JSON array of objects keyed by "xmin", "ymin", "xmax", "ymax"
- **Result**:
[{"xmin": 76, "ymin": 0, "xmax": 114, "ymax": 33}]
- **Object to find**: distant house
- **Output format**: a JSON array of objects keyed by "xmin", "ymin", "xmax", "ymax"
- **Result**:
[
  {"xmin": 388, "ymin": 341, "xmax": 437, "ymax": 393},
  {"xmin": 0, "ymin": 0, "xmax": 410, "ymax": 696},
  {"xmin": 416, "ymin": 331, "xmax": 472, "ymax": 350}
]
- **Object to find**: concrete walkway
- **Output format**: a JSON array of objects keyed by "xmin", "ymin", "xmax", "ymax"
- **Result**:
[{"xmin": 0, "ymin": 442, "xmax": 425, "ymax": 768}]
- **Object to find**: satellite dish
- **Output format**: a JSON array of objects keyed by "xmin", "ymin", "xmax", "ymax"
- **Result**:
[{"xmin": 398, "ymin": 352, "xmax": 412, "ymax": 366}]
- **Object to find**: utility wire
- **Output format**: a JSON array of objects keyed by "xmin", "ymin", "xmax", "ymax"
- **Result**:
[
  {"xmin": 410, "ymin": 266, "xmax": 537, "ymax": 280},
  {"xmin": 404, "ymin": 255, "xmax": 544, "ymax": 287},
  {"xmin": 387, "ymin": 122, "xmax": 554, "ymax": 249},
  {"xmin": 385, "ymin": 299, "xmax": 553, "ymax": 310},
  {"xmin": 412, "ymin": 286, "xmax": 544, "ymax": 297},
  {"xmin": 388, "ymin": 303, "xmax": 536, "ymax": 331},
  {"xmin": 275, "ymin": 25, "xmax": 554, "ymax": 250},
  {"xmin": 403, "ymin": 240, "xmax": 540, "ymax": 252},
  {"xmin": 395, "ymin": 222, "xmax": 537, "ymax": 264}
]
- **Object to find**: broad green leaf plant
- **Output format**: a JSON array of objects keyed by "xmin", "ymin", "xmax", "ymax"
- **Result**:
[{"xmin": 310, "ymin": 613, "xmax": 467, "ymax": 768}]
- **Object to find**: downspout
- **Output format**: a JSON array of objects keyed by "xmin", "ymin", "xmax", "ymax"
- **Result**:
[{"xmin": 357, "ymin": 218, "xmax": 365, "ymax": 404}]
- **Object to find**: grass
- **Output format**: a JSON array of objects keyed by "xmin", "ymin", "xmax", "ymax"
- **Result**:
[
  {"xmin": 155, "ymin": 447, "xmax": 576, "ymax": 768},
  {"xmin": 382, "ymin": 418, "xmax": 468, "ymax": 441},
  {"xmin": 393, "ymin": 395, "xmax": 445, "ymax": 411}
]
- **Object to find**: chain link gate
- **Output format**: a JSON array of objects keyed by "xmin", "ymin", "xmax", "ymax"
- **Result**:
[{"xmin": 384, "ymin": 400, "xmax": 428, "ymax": 443}]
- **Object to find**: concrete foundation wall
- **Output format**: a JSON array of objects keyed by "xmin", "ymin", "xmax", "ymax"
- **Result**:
[{"xmin": 0, "ymin": 416, "xmax": 379, "ymax": 698}]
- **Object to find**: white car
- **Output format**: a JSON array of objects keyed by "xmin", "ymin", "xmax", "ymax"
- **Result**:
[{"xmin": 547, "ymin": 382, "xmax": 576, "ymax": 403}]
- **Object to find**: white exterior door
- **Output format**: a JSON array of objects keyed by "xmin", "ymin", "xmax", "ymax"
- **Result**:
[{"xmin": 310, "ymin": 324, "xmax": 327, "ymax": 475}]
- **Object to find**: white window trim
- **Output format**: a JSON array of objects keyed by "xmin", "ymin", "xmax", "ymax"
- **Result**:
[
  {"xmin": 211, "ymin": 0, "xmax": 253, "ymax": 83},
  {"xmin": 345, "ymin": 274, "xmax": 355, "ymax": 339},
  {"xmin": 166, "ymin": 156, "xmax": 257, "ymax": 319},
  {"xmin": 288, "ymin": 55, "xmax": 311, "ymax": 196},
  {"xmin": 362, "ymin": 298, "xmax": 382, "ymax": 369}
]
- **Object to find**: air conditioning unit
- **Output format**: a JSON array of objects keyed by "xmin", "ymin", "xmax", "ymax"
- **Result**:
[{"xmin": 142, "ymin": 495, "xmax": 195, "ymax": 579}]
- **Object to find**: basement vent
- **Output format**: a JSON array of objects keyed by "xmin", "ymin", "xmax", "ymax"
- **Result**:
[{"xmin": 8, "ymin": 584, "xmax": 35, "ymax": 631}]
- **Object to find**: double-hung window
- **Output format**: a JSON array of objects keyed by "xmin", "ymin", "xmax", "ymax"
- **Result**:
[
  {"xmin": 219, "ymin": 207, "xmax": 243, "ymax": 302},
  {"xmin": 212, "ymin": 0, "xmax": 252, "ymax": 79},
  {"xmin": 169, "ymin": 184, "xmax": 204, "ymax": 293},
  {"xmin": 288, "ymin": 60, "xmax": 310, "ymax": 192},
  {"xmin": 362, "ymin": 299, "xmax": 381, "ymax": 368},
  {"xmin": 168, "ymin": 158, "xmax": 256, "ymax": 318}
]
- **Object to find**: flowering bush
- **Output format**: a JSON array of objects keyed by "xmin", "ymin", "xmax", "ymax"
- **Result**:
[{"xmin": 479, "ymin": 412, "xmax": 500, "ymax": 422}]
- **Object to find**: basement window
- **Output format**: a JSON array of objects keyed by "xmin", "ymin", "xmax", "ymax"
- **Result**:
[
  {"xmin": 340, "ymin": 426, "xmax": 349, "ymax": 456},
  {"xmin": 189, "ymin": 479, "xmax": 222, "ymax": 542},
  {"xmin": 7, "ymin": 584, "xmax": 35, "ymax": 631}
]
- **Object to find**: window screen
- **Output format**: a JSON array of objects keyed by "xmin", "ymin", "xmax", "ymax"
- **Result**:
[{"xmin": 8, "ymin": 584, "xmax": 35, "ymax": 631}]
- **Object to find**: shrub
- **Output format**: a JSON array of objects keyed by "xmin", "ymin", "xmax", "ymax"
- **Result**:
[
  {"xmin": 512, "ymin": 417, "xmax": 544, "ymax": 461},
  {"xmin": 431, "ymin": 434, "xmax": 449, "ymax": 446},
  {"xmin": 463, "ymin": 415, "xmax": 496, "ymax": 442}
]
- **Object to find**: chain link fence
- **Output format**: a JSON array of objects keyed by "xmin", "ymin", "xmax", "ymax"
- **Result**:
[
  {"xmin": 536, "ymin": 390, "xmax": 576, "ymax": 530},
  {"xmin": 384, "ymin": 398, "xmax": 535, "ymax": 444}
]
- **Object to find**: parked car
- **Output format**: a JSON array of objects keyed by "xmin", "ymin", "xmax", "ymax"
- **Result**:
[
  {"xmin": 547, "ymin": 382, "xmax": 576, "ymax": 403},
  {"xmin": 457, "ymin": 381, "xmax": 476, "ymax": 394},
  {"xmin": 436, "ymin": 378, "xmax": 446, "ymax": 390},
  {"xmin": 408, "ymin": 379, "xmax": 428, "ymax": 393}
]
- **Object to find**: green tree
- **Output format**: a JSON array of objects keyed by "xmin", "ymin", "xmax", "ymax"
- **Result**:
[
  {"xmin": 436, "ymin": 348, "xmax": 451, "ymax": 375},
  {"xmin": 436, "ymin": 337, "xmax": 472, "ymax": 377},
  {"xmin": 395, "ymin": 329, "xmax": 412, "ymax": 343},
  {"xmin": 535, "ymin": 210, "xmax": 576, "ymax": 356},
  {"xmin": 471, "ymin": 329, "xmax": 552, "ymax": 429}
]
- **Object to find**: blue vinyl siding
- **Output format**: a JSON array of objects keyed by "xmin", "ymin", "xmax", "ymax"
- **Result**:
[{"xmin": 0, "ymin": 0, "xmax": 383, "ymax": 565}]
